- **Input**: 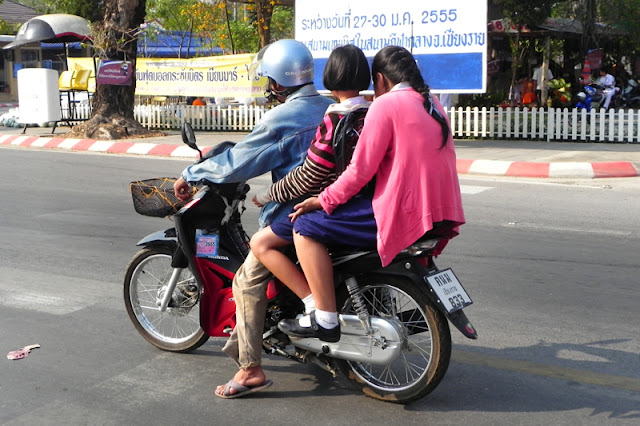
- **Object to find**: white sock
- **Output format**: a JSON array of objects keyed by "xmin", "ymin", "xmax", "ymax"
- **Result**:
[
  {"xmin": 302, "ymin": 294, "xmax": 316, "ymax": 314},
  {"xmin": 298, "ymin": 315, "xmax": 311, "ymax": 327},
  {"xmin": 314, "ymin": 309, "xmax": 339, "ymax": 329}
]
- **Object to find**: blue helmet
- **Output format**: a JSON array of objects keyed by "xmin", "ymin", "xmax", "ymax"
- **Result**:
[{"xmin": 252, "ymin": 39, "xmax": 315, "ymax": 87}]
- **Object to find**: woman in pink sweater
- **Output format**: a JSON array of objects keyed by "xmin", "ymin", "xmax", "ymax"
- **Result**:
[{"xmin": 278, "ymin": 46, "xmax": 465, "ymax": 342}]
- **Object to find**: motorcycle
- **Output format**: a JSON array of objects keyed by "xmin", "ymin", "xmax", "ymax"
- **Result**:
[
  {"xmin": 576, "ymin": 81, "xmax": 623, "ymax": 111},
  {"xmin": 575, "ymin": 83, "xmax": 605, "ymax": 111},
  {"xmin": 123, "ymin": 123, "xmax": 477, "ymax": 404},
  {"xmin": 620, "ymin": 77, "xmax": 640, "ymax": 108}
]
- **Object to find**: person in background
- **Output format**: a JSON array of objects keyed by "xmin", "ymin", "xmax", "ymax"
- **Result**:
[
  {"xmin": 532, "ymin": 63, "xmax": 553, "ymax": 106},
  {"xmin": 597, "ymin": 68, "xmax": 617, "ymax": 110},
  {"xmin": 173, "ymin": 39, "xmax": 334, "ymax": 399},
  {"xmin": 277, "ymin": 46, "xmax": 465, "ymax": 342},
  {"xmin": 521, "ymin": 76, "xmax": 537, "ymax": 106},
  {"xmin": 192, "ymin": 96, "xmax": 207, "ymax": 106}
]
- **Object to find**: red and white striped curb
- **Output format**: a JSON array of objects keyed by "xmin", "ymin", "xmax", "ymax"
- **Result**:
[
  {"xmin": 2, "ymin": 133, "xmax": 638, "ymax": 178},
  {"xmin": 0, "ymin": 133, "xmax": 208, "ymax": 158},
  {"xmin": 457, "ymin": 159, "xmax": 639, "ymax": 178}
]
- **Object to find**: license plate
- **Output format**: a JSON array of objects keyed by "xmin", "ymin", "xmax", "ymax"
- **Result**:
[
  {"xmin": 425, "ymin": 269, "xmax": 473, "ymax": 313},
  {"xmin": 195, "ymin": 229, "xmax": 220, "ymax": 258}
]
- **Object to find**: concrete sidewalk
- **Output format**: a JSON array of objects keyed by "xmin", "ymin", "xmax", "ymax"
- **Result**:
[{"xmin": 1, "ymin": 125, "xmax": 639, "ymax": 178}]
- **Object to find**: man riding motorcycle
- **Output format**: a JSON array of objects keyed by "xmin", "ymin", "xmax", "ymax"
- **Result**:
[{"xmin": 173, "ymin": 39, "xmax": 334, "ymax": 398}]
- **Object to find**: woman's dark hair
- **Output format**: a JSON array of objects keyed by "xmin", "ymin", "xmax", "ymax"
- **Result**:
[
  {"xmin": 323, "ymin": 44, "xmax": 371, "ymax": 92},
  {"xmin": 372, "ymin": 45, "xmax": 449, "ymax": 147}
]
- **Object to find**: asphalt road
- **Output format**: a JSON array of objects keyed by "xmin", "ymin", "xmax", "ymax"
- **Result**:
[{"xmin": 1, "ymin": 147, "xmax": 639, "ymax": 425}]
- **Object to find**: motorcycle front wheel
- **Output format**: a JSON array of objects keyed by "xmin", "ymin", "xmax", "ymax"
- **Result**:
[
  {"xmin": 336, "ymin": 275, "xmax": 452, "ymax": 404},
  {"xmin": 123, "ymin": 246, "xmax": 208, "ymax": 352}
]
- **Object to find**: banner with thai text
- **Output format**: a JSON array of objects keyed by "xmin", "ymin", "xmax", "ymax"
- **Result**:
[
  {"xmin": 68, "ymin": 54, "xmax": 267, "ymax": 97},
  {"xmin": 295, "ymin": 0, "xmax": 487, "ymax": 93}
]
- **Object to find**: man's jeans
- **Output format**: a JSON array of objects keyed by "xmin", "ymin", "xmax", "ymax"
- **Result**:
[{"xmin": 222, "ymin": 251, "xmax": 271, "ymax": 369}]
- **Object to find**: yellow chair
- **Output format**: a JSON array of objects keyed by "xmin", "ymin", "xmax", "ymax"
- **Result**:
[
  {"xmin": 59, "ymin": 70, "xmax": 75, "ymax": 91},
  {"xmin": 59, "ymin": 71, "xmax": 76, "ymax": 120},
  {"xmin": 71, "ymin": 69, "xmax": 93, "ymax": 115},
  {"xmin": 71, "ymin": 69, "xmax": 91, "ymax": 91}
]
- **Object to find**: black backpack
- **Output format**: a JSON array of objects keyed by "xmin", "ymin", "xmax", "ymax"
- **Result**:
[{"xmin": 331, "ymin": 107, "xmax": 368, "ymax": 177}]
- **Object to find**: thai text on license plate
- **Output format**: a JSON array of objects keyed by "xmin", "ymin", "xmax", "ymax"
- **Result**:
[{"xmin": 425, "ymin": 268, "xmax": 472, "ymax": 313}]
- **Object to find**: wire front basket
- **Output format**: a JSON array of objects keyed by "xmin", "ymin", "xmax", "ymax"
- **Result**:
[{"xmin": 130, "ymin": 178, "xmax": 186, "ymax": 217}]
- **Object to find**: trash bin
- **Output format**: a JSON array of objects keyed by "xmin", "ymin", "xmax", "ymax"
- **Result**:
[{"xmin": 17, "ymin": 68, "xmax": 62, "ymax": 126}]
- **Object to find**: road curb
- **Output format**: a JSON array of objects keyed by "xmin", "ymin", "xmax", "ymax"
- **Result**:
[
  {"xmin": 2, "ymin": 133, "xmax": 638, "ymax": 179},
  {"xmin": 0, "ymin": 133, "xmax": 208, "ymax": 159},
  {"xmin": 457, "ymin": 158, "xmax": 639, "ymax": 178}
]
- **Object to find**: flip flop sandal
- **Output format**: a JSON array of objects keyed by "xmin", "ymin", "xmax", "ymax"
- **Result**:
[
  {"xmin": 7, "ymin": 344, "xmax": 40, "ymax": 360},
  {"xmin": 216, "ymin": 379, "xmax": 273, "ymax": 399}
]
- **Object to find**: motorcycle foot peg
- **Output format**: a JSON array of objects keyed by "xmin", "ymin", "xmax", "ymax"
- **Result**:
[
  {"xmin": 321, "ymin": 345, "xmax": 330, "ymax": 355},
  {"xmin": 222, "ymin": 326, "xmax": 233, "ymax": 334}
]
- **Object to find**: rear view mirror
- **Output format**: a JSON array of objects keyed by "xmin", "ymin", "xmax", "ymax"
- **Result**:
[{"xmin": 181, "ymin": 122, "xmax": 201, "ymax": 157}]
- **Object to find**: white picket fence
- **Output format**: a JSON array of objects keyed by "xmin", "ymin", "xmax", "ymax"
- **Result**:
[
  {"xmin": 64, "ymin": 103, "xmax": 640, "ymax": 143},
  {"xmin": 134, "ymin": 104, "xmax": 271, "ymax": 131},
  {"xmin": 448, "ymin": 106, "xmax": 640, "ymax": 143},
  {"xmin": 62, "ymin": 103, "xmax": 271, "ymax": 132}
]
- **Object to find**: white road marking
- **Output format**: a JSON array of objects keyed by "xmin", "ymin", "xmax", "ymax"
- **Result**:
[
  {"xmin": 504, "ymin": 221, "xmax": 632, "ymax": 236},
  {"xmin": 460, "ymin": 184, "xmax": 493, "ymax": 194},
  {"xmin": 0, "ymin": 267, "xmax": 117, "ymax": 315}
]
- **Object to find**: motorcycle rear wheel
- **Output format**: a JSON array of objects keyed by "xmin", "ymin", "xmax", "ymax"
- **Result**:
[
  {"xmin": 123, "ymin": 246, "xmax": 208, "ymax": 352},
  {"xmin": 336, "ymin": 275, "xmax": 451, "ymax": 404}
]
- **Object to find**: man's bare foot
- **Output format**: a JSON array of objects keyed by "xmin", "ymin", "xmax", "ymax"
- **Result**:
[{"xmin": 214, "ymin": 366, "xmax": 267, "ymax": 397}]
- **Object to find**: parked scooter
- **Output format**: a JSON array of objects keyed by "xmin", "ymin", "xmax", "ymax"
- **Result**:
[
  {"xmin": 620, "ymin": 78, "xmax": 640, "ymax": 108},
  {"xmin": 575, "ymin": 83, "xmax": 605, "ymax": 111},
  {"xmin": 123, "ymin": 123, "xmax": 477, "ymax": 403},
  {"xmin": 576, "ymin": 82, "xmax": 624, "ymax": 111}
]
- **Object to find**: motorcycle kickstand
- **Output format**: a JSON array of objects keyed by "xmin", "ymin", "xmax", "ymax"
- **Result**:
[
  {"xmin": 262, "ymin": 329, "xmax": 304, "ymax": 363},
  {"xmin": 302, "ymin": 352, "xmax": 339, "ymax": 377}
]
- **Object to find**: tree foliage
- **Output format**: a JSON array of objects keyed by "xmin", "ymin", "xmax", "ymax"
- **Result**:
[
  {"xmin": 146, "ymin": 0, "xmax": 293, "ymax": 52},
  {"xmin": 0, "ymin": 18, "xmax": 19, "ymax": 35},
  {"xmin": 598, "ymin": 0, "xmax": 640, "ymax": 51},
  {"xmin": 20, "ymin": 0, "xmax": 104, "ymax": 23},
  {"xmin": 493, "ymin": 0, "xmax": 553, "ymax": 28}
]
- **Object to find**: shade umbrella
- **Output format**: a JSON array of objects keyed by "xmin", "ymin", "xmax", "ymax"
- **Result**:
[
  {"xmin": 3, "ymin": 14, "xmax": 93, "ymax": 133},
  {"xmin": 2, "ymin": 13, "xmax": 91, "ymax": 49}
]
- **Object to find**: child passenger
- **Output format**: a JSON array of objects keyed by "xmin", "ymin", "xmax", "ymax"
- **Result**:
[{"xmin": 249, "ymin": 44, "xmax": 371, "ymax": 321}]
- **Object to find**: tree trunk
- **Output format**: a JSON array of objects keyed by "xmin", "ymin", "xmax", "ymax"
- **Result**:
[
  {"xmin": 256, "ymin": 0, "xmax": 273, "ymax": 48},
  {"xmin": 509, "ymin": 31, "xmax": 521, "ymax": 107},
  {"xmin": 66, "ymin": 0, "xmax": 162, "ymax": 140}
]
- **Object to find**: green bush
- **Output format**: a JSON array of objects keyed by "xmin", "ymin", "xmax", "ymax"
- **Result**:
[{"xmin": 457, "ymin": 92, "xmax": 508, "ymax": 108}]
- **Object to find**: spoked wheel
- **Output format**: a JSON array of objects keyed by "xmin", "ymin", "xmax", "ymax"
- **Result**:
[
  {"xmin": 336, "ymin": 275, "xmax": 451, "ymax": 404},
  {"xmin": 123, "ymin": 246, "xmax": 208, "ymax": 352}
]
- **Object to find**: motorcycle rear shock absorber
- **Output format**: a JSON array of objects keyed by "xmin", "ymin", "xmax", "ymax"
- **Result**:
[{"xmin": 345, "ymin": 276, "xmax": 373, "ymax": 335}]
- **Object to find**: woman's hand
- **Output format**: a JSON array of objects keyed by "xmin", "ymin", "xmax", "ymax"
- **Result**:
[
  {"xmin": 173, "ymin": 177, "xmax": 192, "ymax": 201},
  {"xmin": 289, "ymin": 197, "xmax": 322, "ymax": 222}
]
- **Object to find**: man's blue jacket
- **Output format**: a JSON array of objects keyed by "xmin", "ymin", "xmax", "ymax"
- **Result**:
[{"xmin": 182, "ymin": 84, "xmax": 334, "ymax": 228}]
